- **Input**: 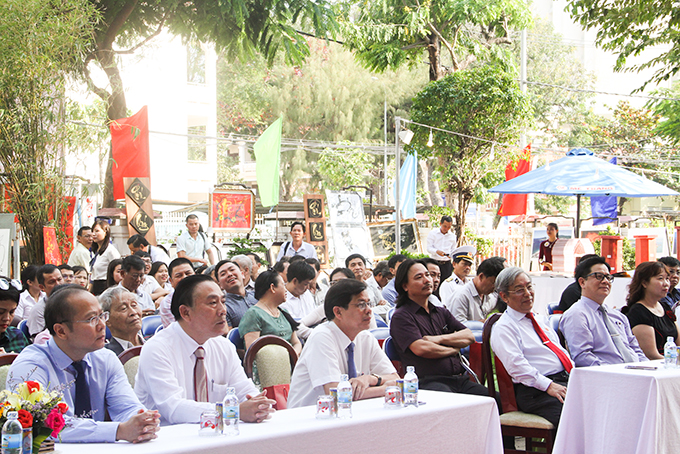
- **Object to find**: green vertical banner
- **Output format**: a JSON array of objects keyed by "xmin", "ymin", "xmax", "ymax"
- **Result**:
[{"xmin": 254, "ymin": 117, "xmax": 282, "ymax": 207}]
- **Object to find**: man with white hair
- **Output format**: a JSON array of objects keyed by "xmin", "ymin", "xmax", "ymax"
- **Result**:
[
  {"xmin": 100, "ymin": 287, "xmax": 145, "ymax": 356},
  {"xmin": 231, "ymin": 254, "xmax": 255, "ymax": 292}
]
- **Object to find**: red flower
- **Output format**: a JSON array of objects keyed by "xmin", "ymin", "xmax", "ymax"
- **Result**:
[
  {"xmin": 25, "ymin": 381, "xmax": 40, "ymax": 394},
  {"xmin": 56, "ymin": 402, "xmax": 68, "ymax": 414},
  {"xmin": 44, "ymin": 409, "xmax": 65, "ymax": 438},
  {"xmin": 17, "ymin": 410, "xmax": 33, "ymax": 429}
]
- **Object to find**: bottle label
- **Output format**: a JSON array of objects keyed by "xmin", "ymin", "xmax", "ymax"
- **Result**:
[
  {"xmin": 2, "ymin": 433, "xmax": 21, "ymax": 449},
  {"xmin": 338, "ymin": 390, "xmax": 352, "ymax": 404},
  {"xmin": 405, "ymin": 382, "xmax": 418, "ymax": 393},
  {"xmin": 224, "ymin": 405, "xmax": 239, "ymax": 420}
]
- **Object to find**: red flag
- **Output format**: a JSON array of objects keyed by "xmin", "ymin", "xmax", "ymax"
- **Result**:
[
  {"xmin": 498, "ymin": 144, "xmax": 531, "ymax": 216},
  {"xmin": 43, "ymin": 227, "xmax": 62, "ymax": 265},
  {"xmin": 110, "ymin": 106, "xmax": 150, "ymax": 200}
]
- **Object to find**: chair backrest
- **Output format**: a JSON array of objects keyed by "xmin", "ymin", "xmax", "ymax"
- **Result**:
[
  {"xmin": 374, "ymin": 314, "xmax": 388, "ymax": 328},
  {"xmin": 118, "ymin": 346, "xmax": 143, "ymax": 387},
  {"xmin": 382, "ymin": 336, "xmax": 405, "ymax": 377},
  {"xmin": 387, "ymin": 307, "xmax": 395, "ymax": 321},
  {"xmin": 482, "ymin": 313, "xmax": 519, "ymax": 413},
  {"xmin": 0, "ymin": 353, "xmax": 18, "ymax": 367},
  {"xmin": 141, "ymin": 315, "xmax": 162, "ymax": 338},
  {"xmin": 0, "ymin": 365, "xmax": 11, "ymax": 391},
  {"xmin": 547, "ymin": 302, "xmax": 560, "ymax": 315},
  {"xmin": 369, "ymin": 328, "xmax": 390, "ymax": 340},
  {"xmin": 228, "ymin": 328, "xmax": 244, "ymax": 350},
  {"xmin": 549, "ymin": 314, "xmax": 568, "ymax": 349},
  {"xmin": 243, "ymin": 335, "xmax": 298, "ymax": 383},
  {"xmin": 154, "ymin": 324, "xmax": 164, "ymax": 335},
  {"xmin": 17, "ymin": 320, "xmax": 29, "ymax": 341}
]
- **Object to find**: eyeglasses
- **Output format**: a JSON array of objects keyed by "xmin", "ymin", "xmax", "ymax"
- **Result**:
[
  {"xmin": 351, "ymin": 302, "xmax": 370, "ymax": 310},
  {"xmin": 128, "ymin": 272, "xmax": 145, "ymax": 281},
  {"xmin": 586, "ymin": 272, "xmax": 614, "ymax": 283},
  {"xmin": 0, "ymin": 278, "xmax": 22, "ymax": 292},
  {"xmin": 63, "ymin": 311, "xmax": 110, "ymax": 327},
  {"xmin": 508, "ymin": 285, "xmax": 534, "ymax": 296}
]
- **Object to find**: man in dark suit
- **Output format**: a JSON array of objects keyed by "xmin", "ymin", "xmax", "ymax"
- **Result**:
[{"xmin": 100, "ymin": 287, "xmax": 144, "ymax": 356}]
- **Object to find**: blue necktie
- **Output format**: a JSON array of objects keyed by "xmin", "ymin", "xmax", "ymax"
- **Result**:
[
  {"xmin": 347, "ymin": 342, "xmax": 357, "ymax": 379},
  {"xmin": 72, "ymin": 361, "xmax": 92, "ymax": 418}
]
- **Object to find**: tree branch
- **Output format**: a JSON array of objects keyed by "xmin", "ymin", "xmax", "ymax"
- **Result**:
[
  {"xmin": 115, "ymin": 11, "xmax": 169, "ymax": 54},
  {"xmin": 83, "ymin": 53, "xmax": 110, "ymax": 102},
  {"xmin": 98, "ymin": 0, "xmax": 139, "ymax": 50},
  {"xmin": 428, "ymin": 23, "xmax": 456, "ymax": 68}
]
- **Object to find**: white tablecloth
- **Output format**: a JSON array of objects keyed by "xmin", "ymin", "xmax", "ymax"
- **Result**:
[
  {"xmin": 57, "ymin": 390, "xmax": 503, "ymax": 454},
  {"xmin": 554, "ymin": 361, "xmax": 680, "ymax": 454},
  {"xmin": 530, "ymin": 275, "xmax": 631, "ymax": 314}
]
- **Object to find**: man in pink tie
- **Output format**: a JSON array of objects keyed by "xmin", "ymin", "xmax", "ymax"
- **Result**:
[
  {"xmin": 134, "ymin": 274, "xmax": 275, "ymax": 424},
  {"xmin": 490, "ymin": 267, "xmax": 573, "ymax": 428}
]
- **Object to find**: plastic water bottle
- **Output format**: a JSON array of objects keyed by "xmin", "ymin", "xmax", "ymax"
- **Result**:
[
  {"xmin": 403, "ymin": 366, "xmax": 419, "ymax": 406},
  {"xmin": 222, "ymin": 387, "xmax": 240, "ymax": 436},
  {"xmin": 1, "ymin": 411, "xmax": 22, "ymax": 454},
  {"xmin": 337, "ymin": 374, "xmax": 353, "ymax": 419},
  {"xmin": 664, "ymin": 337, "xmax": 677, "ymax": 369}
]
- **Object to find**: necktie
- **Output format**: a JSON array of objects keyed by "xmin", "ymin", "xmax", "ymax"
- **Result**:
[
  {"xmin": 72, "ymin": 361, "xmax": 92, "ymax": 418},
  {"xmin": 347, "ymin": 342, "xmax": 357, "ymax": 379},
  {"xmin": 526, "ymin": 313, "xmax": 573, "ymax": 374},
  {"xmin": 194, "ymin": 346, "xmax": 209, "ymax": 402},
  {"xmin": 597, "ymin": 305, "xmax": 637, "ymax": 363}
]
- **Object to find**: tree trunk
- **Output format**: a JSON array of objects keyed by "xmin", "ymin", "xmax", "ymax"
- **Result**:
[
  {"xmin": 427, "ymin": 33, "xmax": 443, "ymax": 81},
  {"xmin": 418, "ymin": 160, "xmax": 432, "ymax": 206}
]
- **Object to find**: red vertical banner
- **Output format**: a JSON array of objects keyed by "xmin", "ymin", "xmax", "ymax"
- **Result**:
[
  {"xmin": 59, "ymin": 196, "xmax": 76, "ymax": 257},
  {"xmin": 110, "ymin": 106, "xmax": 150, "ymax": 200},
  {"xmin": 498, "ymin": 145, "xmax": 531, "ymax": 216},
  {"xmin": 43, "ymin": 227, "xmax": 62, "ymax": 265}
]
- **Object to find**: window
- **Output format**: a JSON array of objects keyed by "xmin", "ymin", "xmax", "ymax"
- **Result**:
[
  {"xmin": 188, "ymin": 125, "xmax": 207, "ymax": 161},
  {"xmin": 187, "ymin": 43, "xmax": 206, "ymax": 84}
]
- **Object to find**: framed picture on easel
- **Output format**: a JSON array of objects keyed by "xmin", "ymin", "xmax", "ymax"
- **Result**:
[{"xmin": 209, "ymin": 189, "xmax": 255, "ymax": 232}]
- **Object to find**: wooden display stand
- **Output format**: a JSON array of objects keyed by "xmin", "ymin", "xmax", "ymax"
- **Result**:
[
  {"xmin": 123, "ymin": 177, "xmax": 157, "ymax": 245},
  {"xmin": 303, "ymin": 194, "xmax": 328, "ymax": 266},
  {"xmin": 634, "ymin": 235, "xmax": 656, "ymax": 266},
  {"xmin": 600, "ymin": 235, "xmax": 624, "ymax": 273}
]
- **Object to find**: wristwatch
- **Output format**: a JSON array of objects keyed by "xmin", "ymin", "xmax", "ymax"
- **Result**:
[{"xmin": 371, "ymin": 373, "xmax": 382, "ymax": 386}]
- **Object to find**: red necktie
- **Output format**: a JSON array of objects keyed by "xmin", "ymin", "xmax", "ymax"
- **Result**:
[
  {"xmin": 526, "ymin": 313, "xmax": 573, "ymax": 374},
  {"xmin": 194, "ymin": 346, "xmax": 209, "ymax": 402}
]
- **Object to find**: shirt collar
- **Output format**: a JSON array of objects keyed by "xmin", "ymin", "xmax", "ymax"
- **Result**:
[
  {"xmin": 46, "ymin": 338, "xmax": 93, "ymax": 372},
  {"xmin": 328, "ymin": 321, "xmax": 352, "ymax": 351},
  {"xmin": 505, "ymin": 306, "xmax": 530, "ymax": 322},
  {"xmin": 171, "ymin": 321, "xmax": 201, "ymax": 358},
  {"xmin": 580, "ymin": 296, "xmax": 603, "ymax": 311},
  {"xmin": 402, "ymin": 297, "xmax": 438, "ymax": 315}
]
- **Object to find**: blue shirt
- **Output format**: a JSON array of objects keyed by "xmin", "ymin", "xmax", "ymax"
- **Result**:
[
  {"xmin": 559, "ymin": 297, "xmax": 647, "ymax": 367},
  {"xmin": 7, "ymin": 340, "xmax": 144, "ymax": 443},
  {"xmin": 382, "ymin": 279, "xmax": 398, "ymax": 306},
  {"xmin": 224, "ymin": 290, "xmax": 257, "ymax": 328},
  {"xmin": 661, "ymin": 287, "xmax": 680, "ymax": 311}
]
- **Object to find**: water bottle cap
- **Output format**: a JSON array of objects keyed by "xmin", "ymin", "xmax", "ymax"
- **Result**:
[
  {"xmin": 668, "ymin": 337, "xmax": 675, "ymax": 342},
  {"xmin": 6, "ymin": 411, "xmax": 17, "ymax": 419},
  {"xmin": 407, "ymin": 366, "xmax": 415, "ymax": 372}
]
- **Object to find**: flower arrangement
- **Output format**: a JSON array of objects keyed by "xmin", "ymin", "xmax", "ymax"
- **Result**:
[{"xmin": 0, "ymin": 380, "xmax": 68, "ymax": 452}]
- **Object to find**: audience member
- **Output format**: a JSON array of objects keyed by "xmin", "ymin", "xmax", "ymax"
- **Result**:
[
  {"xmin": 58, "ymin": 264, "xmax": 75, "ymax": 284},
  {"xmin": 72, "ymin": 266, "xmax": 89, "ymax": 289},
  {"xmin": 289, "ymin": 279, "xmax": 399, "ymax": 408},
  {"xmin": 449, "ymin": 256, "xmax": 506, "ymax": 322},
  {"xmin": 8, "ymin": 285, "xmax": 160, "ymax": 443},
  {"xmin": 239, "ymin": 269, "xmax": 302, "ymax": 355},
  {"xmin": 304, "ymin": 258, "xmax": 327, "ymax": 306},
  {"xmin": 133, "ymin": 251, "xmax": 167, "ymax": 302},
  {"xmin": 556, "ymin": 254, "xmax": 599, "ymax": 313},
  {"xmin": 389, "ymin": 259, "xmax": 488, "ymax": 396},
  {"xmin": 490, "ymin": 267, "xmax": 572, "ymax": 428},
  {"xmin": 106, "ymin": 258, "xmax": 124, "ymax": 289},
  {"xmin": 127, "ymin": 234, "xmax": 171, "ymax": 265},
  {"xmin": 439, "ymin": 246, "xmax": 476, "ymax": 305},
  {"xmin": 366, "ymin": 261, "xmax": 391, "ymax": 293},
  {"xmin": 159, "ymin": 258, "xmax": 195, "ymax": 328},
  {"xmin": 246, "ymin": 253, "xmax": 264, "ymax": 281},
  {"xmin": 91, "ymin": 219, "xmax": 121, "ymax": 295},
  {"xmin": 560, "ymin": 256, "xmax": 646, "ymax": 366},
  {"xmin": 0, "ymin": 277, "xmax": 29, "ymax": 353},
  {"xmin": 346, "ymin": 254, "xmax": 388, "ymax": 314},
  {"xmin": 216, "ymin": 260, "xmax": 256, "ymax": 328},
  {"xmin": 422, "ymin": 258, "xmax": 444, "ymax": 305},
  {"xmin": 135, "ymin": 274, "xmax": 275, "ymax": 424},
  {"xmin": 276, "ymin": 221, "xmax": 317, "ymax": 260},
  {"xmin": 231, "ymin": 254, "xmax": 255, "ymax": 292},
  {"xmin": 382, "ymin": 254, "xmax": 407, "ymax": 305},
  {"xmin": 149, "ymin": 262, "xmax": 172, "ymax": 291},
  {"xmin": 539, "ymin": 223, "xmax": 559, "ymax": 271},
  {"xmin": 117, "ymin": 256, "xmax": 156, "ymax": 315},
  {"xmin": 176, "ymin": 214, "xmax": 216, "ymax": 267},
  {"xmin": 27, "ymin": 264, "xmax": 64, "ymax": 336},
  {"xmin": 625, "ymin": 261, "xmax": 678, "ymax": 360},
  {"xmin": 280, "ymin": 260, "xmax": 317, "ymax": 319},
  {"xmin": 68, "ymin": 226, "xmax": 93, "ymax": 271},
  {"xmin": 100, "ymin": 287, "xmax": 144, "ymax": 356},
  {"xmin": 15, "ymin": 265, "xmax": 44, "ymax": 321},
  {"xmin": 659, "ymin": 256, "xmax": 680, "ymax": 314},
  {"xmin": 426, "ymin": 216, "xmax": 457, "ymax": 281}
]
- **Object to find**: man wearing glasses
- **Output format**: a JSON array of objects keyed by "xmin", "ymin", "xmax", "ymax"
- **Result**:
[
  {"xmin": 8, "ymin": 285, "xmax": 160, "ymax": 443},
  {"xmin": 117, "ymin": 255, "xmax": 156, "ymax": 316},
  {"xmin": 68, "ymin": 226, "xmax": 94, "ymax": 271},
  {"xmin": 288, "ymin": 278, "xmax": 398, "ymax": 408},
  {"xmin": 560, "ymin": 256, "xmax": 647, "ymax": 367}
]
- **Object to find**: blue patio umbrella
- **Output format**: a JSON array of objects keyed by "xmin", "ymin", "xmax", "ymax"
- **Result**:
[{"xmin": 488, "ymin": 148, "xmax": 679, "ymax": 235}]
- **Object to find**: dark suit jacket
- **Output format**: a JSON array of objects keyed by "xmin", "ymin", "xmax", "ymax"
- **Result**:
[{"xmin": 105, "ymin": 337, "xmax": 125, "ymax": 356}]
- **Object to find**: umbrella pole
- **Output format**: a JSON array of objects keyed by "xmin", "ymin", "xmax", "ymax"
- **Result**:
[{"xmin": 576, "ymin": 194, "xmax": 581, "ymax": 238}]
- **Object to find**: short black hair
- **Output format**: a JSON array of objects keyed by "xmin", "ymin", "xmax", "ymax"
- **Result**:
[
  {"xmin": 345, "ymin": 253, "xmax": 366, "ymax": 267},
  {"xmin": 394, "ymin": 259, "xmax": 420, "ymax": 306},
  {"xmin": 659, "ymin": 256, "xmax": 680, "ymax": 268},
  {"xmin": 273, "ymin": 257, "xmax": 290, "ymax": 274},
  {"xmin": 289, "ymin": 255, "xmax": 306, "ymax": 264},
  {"xmin": 373, "ymin": 261, "xmax": 390, "ymax": 277},
  {"xmin": 290, "ymin": 221, "xmax": 306, "ymax": 233},
  {"xmin": 215, "ymin": 259, "xmax": 237, "ymax": 277},
  {"xmin": 287, "ymin": 260, "xmax": 316, "ymax": 283},
  {"xmin": 127, "ymin": 234, "xmax": 149, "ymax": 248},
  {"xmin": 121, "ymin": 255, "xmax": 146, "ymax": 273},
  {"xmin": 37, "ymin": 264, "xmax": 60, "ymax": 286},
  {"xmin": 388, "ymin": 254, "xmax": 407, "ymax": 270},
  {"xmin": 169, "ymin": 257, "xmax": 193, "ymax": 277},
  {"xmin": 44, "ymin": 284, "xmax": 88, "ymax": 335},
  {"xmin": 477, "ymin": 257, "xmax": 506, "ymax": 279},
  {"xmin": 420, "ymin": 257, "xmax": 439, "ymax": 268},
  {"xmin": 440, "ymin": 216, "xmax": 453, "ymax": 224},
  {"xmin": 77, "ymin": 226, "xmax": 91, "ymax": 237},
  {"xmin": 133, "ymin": 250, "xmax": 151, "ymax": 259},
  {"xmin": 324, "ymin": 278, "xmax": 367, "ymax": 320},
  {"xmin": 254, "ymin": 269, "xmax": 283, "ymax": 300},
  {"xmin": 185, "ymin": 214, "xmax": 199, "ymax": 222},
  {"xmin": 72, "ymin": 266, "xmax": 88, "ymax": 276},
  {"xmin": 58, "ymin": 264, "xmax": 73, "ymax": 273},
  {"xmin": 305, "ymin": 257, "xmax": 321, "ymax": 272},
  {"xmin": 247, "ymin": 253, "xmax": 263, "ymax": 265},
  {"xmin": 330, "ymin": 267, "xmax": 355, "ymax": 281},
  {"xmin": 171, "ymin": 274, "xmax": 215, "ymax": 321},
  {"xmin": 575, "ymin": 255, "xmax": 610, "ymax": 282}
]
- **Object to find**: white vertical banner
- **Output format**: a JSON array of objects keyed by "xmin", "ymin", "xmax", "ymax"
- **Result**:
[{"xmin": 325, "ymin": 190, "xmax": 374, "ymax": 268}]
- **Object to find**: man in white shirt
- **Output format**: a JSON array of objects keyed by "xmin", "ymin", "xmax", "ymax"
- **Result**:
[
  {"xmin": 345, "ymin": 253, "xmax": 389, "ymax": 316},
  {"xmin": 288, "ymin": 279, "xmax": 399, "ymax": 408},
  {"xmin": 159, "ymin": 258, "xmax": 195, "ymax": 328},
  {"xmin": 127, "ymin": 234, "xmax": 171, "ymax": 265},
  {"xmin": 280, "ymin": 260, "xmax": 318, "ymax": 319},
  {"xmin": 67, "ymin": 226, "xmax": 93, "ymax": 271},
  {"xmin": 117, "ymin": 256, "xmax": 155, "ymax": 315},
  {"xmin": 176, "ymin": 214, "xmax": 216, "ymax": 267},
  {"xmin": 449, "ymin": 256, "xmax": 506, "ymax": 322},
  {"xmin": 135, "ymin": 274, "xmax": 275, "ymax": 424},
  {"xmin": 27, "ymin": 264, "xmax": 64, "ymax": 336},
  {"xmin": 426, "ymin": 216, "xmax": 457, "ymax": 281},
  {"xmin": 366, "ymin": 261, "xmax": 391, "ymax": 293},
  {"xmin": 439, "ymin": 246, "xmax": 476, "ymax": 305},
  {"xmin": 490, "ymin": 267, "xmax": 573, "ymax": 428}
]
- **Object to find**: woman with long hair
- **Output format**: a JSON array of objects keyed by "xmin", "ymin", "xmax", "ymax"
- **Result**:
[
  {"xmin": 91, "ymin": 220, "xmax": 121, "ymax": 295},
  {"xmin": 150, "ymin": 261, "xmax": 172, "ymax": 291},
  {"xmin": 625, "ymin": 261, "xmax": 678, "ymax": 359},
  {"xmin": 106, "ymin": 258, "xmax": 124, "ymax": 289}
]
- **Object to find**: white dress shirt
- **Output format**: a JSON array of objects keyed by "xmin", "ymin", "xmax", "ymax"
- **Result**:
[
  {"xmin": 449, "ymin": 280, "xmax": 497, "ymax": 322},
  {"xmin": 27, "ymin": 300, "xmax": 46, "ymax": 336},
  {"xmin": 134, "ymin": 321, "xmax": 258, "ymax": 425},
  {"xmin": 138, "ymin": 275, "xmax": 161, "ymax": 297},
  {"xmin": 288, "ymin": 321, "xmax": 396, "ymax": 408},
  {"xmin": 116, "ymin": 282, "xmax": 155, "ymax": 312},
  {"xmin": 426, "ymin": 228, "xmax": 457, "ymax": 262},
  {"xmin": 490, "ymin": 307, "xmax": 573, "ymax": 392},
  {"xmin": 16, "ymin": 290, "xmax": 45, "ymax": 320},
  {"xmin": 276, "ymin": 241, "xmax": 318, "ymax": 261},
  {"xmin": 439, "ymin": 276, "xmax": 466, "ymax": 310},
  {"xmin": 159, "ymin": 290, "xmax": 174, "ymax": 328},
  {"xmin": 280, "ymin": 289, "xmax": 317, "ymax": 319}
]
